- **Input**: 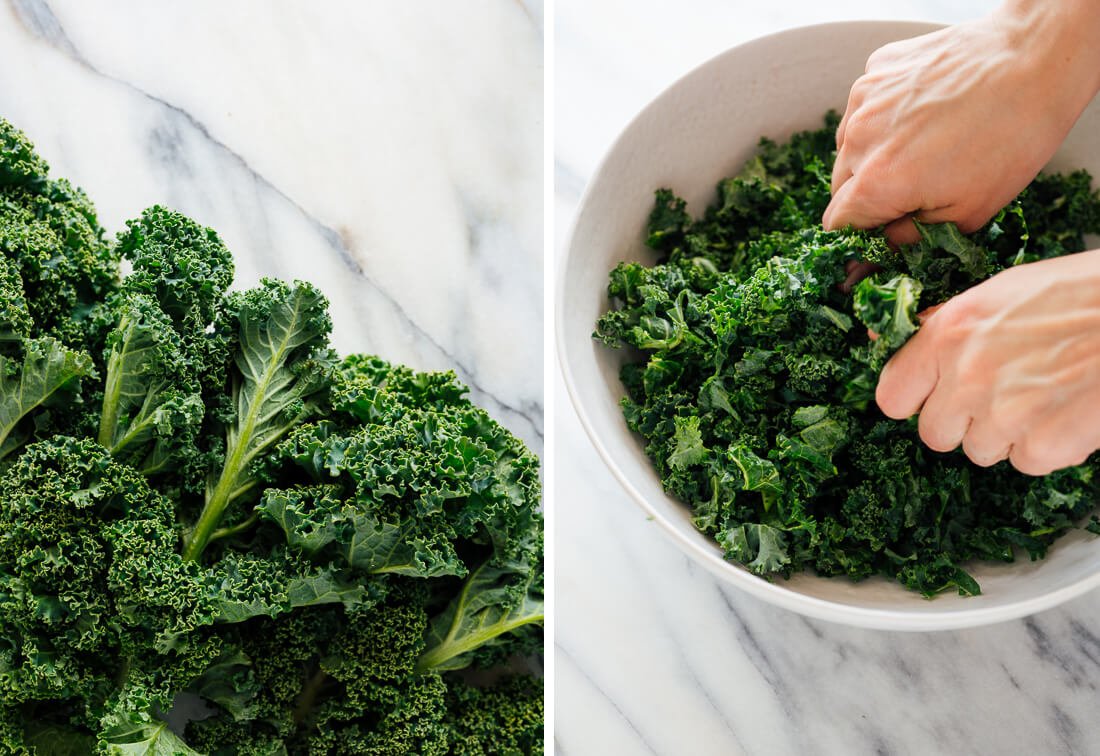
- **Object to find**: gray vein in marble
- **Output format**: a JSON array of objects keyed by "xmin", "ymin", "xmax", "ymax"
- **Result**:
[
  {"xmin": 1024, "ymin": 616, "xmax": 1092, "ymax": 689},
  {"xmin": 1051, "ymin": 702, "xmax": 1082, "ymax": 754},
  {"xmin": 147, "ymin": 118, "xmax": 195, "ymax": 184},
  {"xmin": 714, "ymin": 583, "xmax": 789, "ymax": 705},
  {"xmin": 638, "ymin": 569, "xmax": 746, "ymax": 751},
  {"xmin": 556, "ymin": 644, "xmax": 659, "ymax": 755},
  {"xmin": 665, "ymin": 641, "xmax": 745, "ymax": 754},
  {"xmin": 517, "ymin": 0, "xmax": 544, "ymax": 38},
  {"xmin": 1068, "ymin": 618, "xmax": 1100, "ymax": 669},
  {"xmin": 999, "ymin": 661, "xmax": 1023, "ymax": 691},
  {"xmin": 798, "ymin": 614, "xmax": 826, "ymax": 641},
  {"xmin": 8, "ymin": 0, "xmax": 543, "ymax": 443}
]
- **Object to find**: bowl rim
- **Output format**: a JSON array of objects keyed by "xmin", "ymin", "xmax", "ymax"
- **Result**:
[{"xmin": 556, "ymin": 18, "xmax": 1100, "ymax": 631}]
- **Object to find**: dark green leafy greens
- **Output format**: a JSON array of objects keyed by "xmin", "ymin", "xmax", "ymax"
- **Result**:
[
  {"xmin": 0, "ymin": 118, "xmax": 543, "ymax": 753},
  {"xmin": 596, "ymin": 112, "xmax": 1100, "ymax": 597}
]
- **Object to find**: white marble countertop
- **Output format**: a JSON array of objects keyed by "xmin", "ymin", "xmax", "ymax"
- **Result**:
[
  {"xmin": 0, "ymin": 0, "xmax": 544, "ymax": 452},
  {"xmin": 554, "ymin": 2, "xmax": 1100, "ymax": 754}
]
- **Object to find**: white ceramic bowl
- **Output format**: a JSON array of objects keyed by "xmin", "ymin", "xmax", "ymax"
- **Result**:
[{"xmin": 558, "ymin": 20, "xmax": 1100, "ymax": 631}]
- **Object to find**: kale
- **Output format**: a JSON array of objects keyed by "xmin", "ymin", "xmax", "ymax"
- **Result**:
[
  {"xmin": 0, "ymin": 118, "xmax": 543, "ymax": 752},
  {"xmin": 595, "ymin": 112, "xmax": 1100, "ymax": 597}
]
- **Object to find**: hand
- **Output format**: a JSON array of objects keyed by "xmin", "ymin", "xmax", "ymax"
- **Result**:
[
  {"xmin": 875, "ymin": 250, "xmax": 1100, "ymax": 475},
  {"xmin": 824, "ymin": 1, "xmax": 1100, "ymax": 245}
]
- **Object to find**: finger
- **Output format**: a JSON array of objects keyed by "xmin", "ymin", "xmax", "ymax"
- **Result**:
[
  {"xmin": 960, "ymin": 419, "xmax": 1011, "ymax": 467},
  {"xmin": 917, "ymin": 387, "xmax": 971, "ymax": 453},
  {"xmin": 917, "ymin": 303, "xmax": 945, "ymax": 321},
  {"xmin": 885, "ymin": 206, "xmax": 959, "ymax": 246},
  {"xmin": 1012, "ymin": 404, "xmax": 1100, "ymax": 474},
  {"xmin": 884, "ymin": 216, "xmax": 921, "ymax": 246},
  {"xmin": 838, "ymin": 261, "xmax": 882, "ymax": 293},
  {"xmin": 1009, "ymin": 440, "xmax": 1058, "ymax": 477},
  {"xmin": 823, "ymin": 172, "xmax": 904, "ymax": 231},
  {"xmin": 836, "ymin": 107, "xmax": 849, "ymax": 150},
  {"xmin": 875, "ymin": 322, "xmax": 941, "ymax": 419},
  {"xmin": 831, "ymin": 143, "xmax": 855, "ymax": 195},
  {"xmin": 864, "ymin": 43, "xmax": 898, "ymax": 73},
  {"xmin": 835, "ymin": 82, "xmax": 867, "ymax": 150}
]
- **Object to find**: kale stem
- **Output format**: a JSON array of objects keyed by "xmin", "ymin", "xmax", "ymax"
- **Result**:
[
  {"xmin": 183, "ymin": 451, "xmax": 242, "ymax": 561},
  {"xmin": 208, "ymin": 511, "xmax": 260, "ymax": 544},
  {"xmin": 292, "ymin": 667, "xmax": 329, "ymax": 728}
]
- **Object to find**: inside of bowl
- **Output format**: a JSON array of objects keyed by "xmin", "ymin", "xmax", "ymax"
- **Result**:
[{"xmin": 562, "ymin": 20, "xmax": 1100, "ymax": 627}]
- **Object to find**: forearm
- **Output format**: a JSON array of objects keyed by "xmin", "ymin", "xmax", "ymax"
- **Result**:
[{"xmin": 995, "ymin": 0, "xmax": 1100, "ymax": 108}]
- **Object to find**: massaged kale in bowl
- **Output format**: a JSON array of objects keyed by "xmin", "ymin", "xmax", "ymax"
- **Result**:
[
  {"xmin": 594, "ymin": 112, "xmax": 1100, "ymax": 597},
  {"xmin": 558, "ymin": 21, "xmax": 1100, "ymax": 630}
]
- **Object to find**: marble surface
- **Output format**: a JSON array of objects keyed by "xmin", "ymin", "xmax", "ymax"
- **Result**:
[
  {"xmin": 0, "ymin": 0, "xmax": 544, "ymax": 451},
  {"xmin": 554, "ymin": 2, "xmax": 1100, "ymax": 754}
]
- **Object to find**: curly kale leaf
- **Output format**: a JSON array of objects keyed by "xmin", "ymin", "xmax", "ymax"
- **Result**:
[
  {"xmin": 184, "ymin": 279, "xmax": 334, "ymax": 561},
  {"xmin": 444, "ymin": 675, "xmax": 544, "ymax": 756},
  {"xmin": 258, "ymin": 484, "xmax": 464, "ymax": 578},
  {"xmin": 852, "ymin": 273, "xmax": 923, "ymax": 360},
  {"xmin": 0, "ymin": 337, "xmax": 92, "ymax": 460},
  {"xmin": 98, "ymin": 719, "xmax": 201, "ymax": 755},
  {"xmin": 115, "ymin": 206, "xmax": 235, "ymax": 396},
  {"xmin": 264, "ymin": 356, "xmax": 542, "ymax": 572},
  {"xmin": 0, "ymin": 119, "xmax": 49, "ymax": 190},
  {"xmin": 0, "ymin": 122, "xmax": 117, "ymax": 350},
  {"xmin": 98, "ymin": 294, "xmax": 204, "ymax": 474},
  {"xmin": 0, "ymin": 438, "xmax": 200, "ymax": 717},
  {"xmin": 185, "ymin": 603, "xmax": 452, "ymax": 755},
  {"xmin": 418, "ymin": 548, "xmax": 545, "ymax": 672},
  {"xmin": 97, "ymin": 207, "xmax": 237, "ymax": 483},
  {"xmin": 0, "ymin": 255, "xmax": 33, "ymax": 349},
  {"xmin": 204, "ymin": 550, "xmax": 372, "ymax": 625},
  {"xmin": 719, "ymin": 523, "xmax": 791, "ymax": 575}
]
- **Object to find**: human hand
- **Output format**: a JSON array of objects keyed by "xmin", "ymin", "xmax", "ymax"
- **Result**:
[
  {"xmin": 824, "ymin": 1, "xmax": 1100, "ymax": 245},
  {"xmin": 875, "ymin": 249, "xmax": 1100, "ymax": 475}
]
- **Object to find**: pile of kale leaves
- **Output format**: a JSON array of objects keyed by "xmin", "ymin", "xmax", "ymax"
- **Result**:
[
  {"xmin": 0, "ymin": 119, "xmax": 543, "ymax": 754},
  {"xmin": 596, "ymin": 112, "xmax": 1100, "ymax": 597}
]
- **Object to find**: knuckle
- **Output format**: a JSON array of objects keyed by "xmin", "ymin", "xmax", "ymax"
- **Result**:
[
  {"xmin": 840, "ymin": 108, "xmax": 877, "ymax": 150},
  {"xmin": 858, "ymin": 151, "xmax": 911, "ymax": 199},
  {"xmin": 991, "ymin": 394, "xmax": 1040, "ymax": 433},
  {"xmin": 929, "ymin": 296, "xmax": 978, "ymax": 344},
  {"xmin": 955, "ymin": 210, "xmax": 990, "ymax": 235},
  {"xmin": 865, "ymin": 41, "xmax": 901, "ymax": 72},
  {"xmin": 951, "ymin": 351, "xmax": 989, "ymax": 390}
]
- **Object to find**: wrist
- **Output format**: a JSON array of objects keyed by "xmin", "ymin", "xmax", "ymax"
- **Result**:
[{"xmin": 995, "ymin": 0, "xmax": 1100, "ymax": 104}]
